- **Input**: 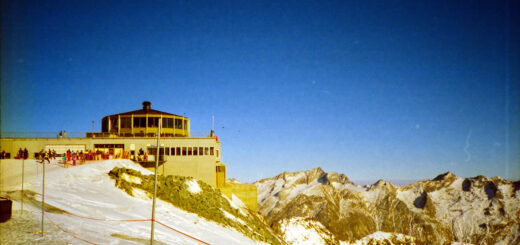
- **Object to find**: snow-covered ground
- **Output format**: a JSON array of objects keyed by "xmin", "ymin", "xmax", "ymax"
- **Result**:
[{"xmin": 0, "ymin": 159, "xmax": 264, "ymax": 244}]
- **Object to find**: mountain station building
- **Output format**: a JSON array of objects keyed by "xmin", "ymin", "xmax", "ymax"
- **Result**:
[{"xmin": 0, "ymin": 101, "xmax": 257, "ymax": 211}]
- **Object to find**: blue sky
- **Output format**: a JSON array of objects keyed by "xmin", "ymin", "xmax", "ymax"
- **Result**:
[{"xmin": 2, "ymin": 0, "xmax": 519, "ymax": 182}]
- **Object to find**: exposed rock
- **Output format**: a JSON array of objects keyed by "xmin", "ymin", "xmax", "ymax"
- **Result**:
[
  {"xmin": 513, "ymin": 181, "xmax": 520, "ymax": 193},
  {"xmin": 462, "ymin": 178, "xmax": 472, "ymax": 191},
  {"xmin": 433, "ymin": 172, "xmax": 455, "ymax": 181},
  {"xmin": 484, "ymin": 182, "xmax": 498, "ymax": 200},
  {"xmin": 413, "ymin": 192, "xmax": 428, "ymax": 209}
]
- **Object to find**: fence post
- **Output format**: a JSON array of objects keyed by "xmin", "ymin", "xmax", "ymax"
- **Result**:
[
  {"xmin": 41, "ymin": 160, "xmax": 45, "ymax": 236},
  {"xmin": 21, "ymin": 158, "xmax": 24, "ymax": 214},
  {"xmin": 150, "ymin": 120, "xmax": 162, "ymax": 244}
]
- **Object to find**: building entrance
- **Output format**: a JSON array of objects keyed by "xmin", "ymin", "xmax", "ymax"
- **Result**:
[{"xmin": 94, "ymin": 144, "xmax": 124, "ymax": 159}]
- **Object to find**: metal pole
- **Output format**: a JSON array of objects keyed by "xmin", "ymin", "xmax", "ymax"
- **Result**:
[
  {"xmin": 150, "ymin": 120, "xmax": 161, "ymax": 244},
  {"xmin": 21, "ymin": 158, "xmax": 24, "ymax": 214},
  {"xmin": 41, "ymin": 158, "xmax": 45, "ymax": 236}
]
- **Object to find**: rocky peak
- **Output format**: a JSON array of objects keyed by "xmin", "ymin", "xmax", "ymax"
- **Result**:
[
  {"xmin": 432, "ymin": 172, "xmax": 456, "ymax": 181},
  {"xmin": 368, "ymin": 179, "xmax": 395, "ymax": 191}
]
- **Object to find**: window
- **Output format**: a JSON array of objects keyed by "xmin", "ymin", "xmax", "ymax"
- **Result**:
[
  {"xmin": 110, "ymin": 118, "xmax": 118, "ymax": 130},
  {"xmin": 205, "ymin": 147, "xmax": 209, "ymax": 155},
  {"xmin": 148, "ymin": 147, "xmax": 156, "ymax": 155},
  {"xmin": 148, "ymin": 117, "xmax": 159, "ymax": 127},
  {"xmin": 210, "ymin": 147, "xmax": 214, "ymax": 155},
  {"xmin": 165, "ymin": 147, "xmax": 170, "ymax": 156},
  {"xmin": 162, "ymin": 118, "xmax": 174, "ymax": 128},
  {"xmin": 188, "ymin": 147, "xmax": 192, "ymax": 156},
  {"xmin": 134, "ymin": 117, "xmax": 146, "ymax": 127},
  {"xmin": 216, "ymin": 166, "xmax": 225, "ymax": 172},
  {"xmin": 176, "ymin": 147, "xmax": 181, "ymax": 155},
  {"xmin": 182, "ymin": 147, "xmax": 186, "ymax": 156},
  {"xmin": 175, "ymin": 119, "xmax": 183, "ymax": 129},
  {"xmin": 184, "ymin": 120, "xmax": 188, "ymax": 130},
  {"xmin": 216, "ymin": 150, "xmax": 219, "ymax": 158},
  {"xmin": 193, "ymin": 147, "xmax": 198, "ymax": 155},
  {"xmin": 199, "ymin": 147, "xmax": 203, "ymax": 156},
  {"xmin": 170, "ymin": 147, "xmax": 175, "ymax": 156},
  {"xmin": 121, "ymin": 118, "xmax": 131, "ymax": 128},
  {"xmin": 102, "ymin": 118, "xmax": 108, "ymax": 132}
]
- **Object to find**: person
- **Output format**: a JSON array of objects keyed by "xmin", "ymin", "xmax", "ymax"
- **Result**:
[
  {"xmin": 63, "ymin": 154, "xmax": 68, "ymax": 168},
  {"xmin": 52, "ymin": 150, "xmax": 56, "ymax": 160},
  {"xmin": 72, "ymin": 152, "xmax": 77, "ymax": 166},
  {"xmin": 43, "ymin": 150, "xmax": 50, "ymax": 164},
  {"xmin": 18, "ymin": 148, "xmax": 23, "ymax": 159},
  {"xmin": 23, "ymin": 148, "xmax": 28, "ymax": 159},
  {"xmin": 67, "ymin": 149, "xmax": 71, "ymax": 162}
]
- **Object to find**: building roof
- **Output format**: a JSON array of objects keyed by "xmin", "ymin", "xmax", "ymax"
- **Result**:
[{"xmin": 103, "ymin": 101, "xmax": 187, "ymax": 118}]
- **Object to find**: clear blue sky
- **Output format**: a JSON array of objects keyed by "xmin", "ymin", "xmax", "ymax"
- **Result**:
[{"xmin": 2, "ymin": 0, "xmax": 519, "ymax": 182}]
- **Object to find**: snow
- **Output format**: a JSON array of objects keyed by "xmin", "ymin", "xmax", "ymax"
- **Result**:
[
  {"xmin": 186, "ymin": 179, "xmax": 201, "ymax": 194},
  {"xmin": 221, "ymin": 209, "xmax": 246, "ymax": 226},
  {"xmin": 0, "ymin": 159, "xmax": 265, "ymax": 244},
  {"xmin": 279, "ymin": 217, "xmax": 331, "ymax": 245},
  {"xmin": 122, "ymin": 172, "xmax": 142, "ymax": 185}
]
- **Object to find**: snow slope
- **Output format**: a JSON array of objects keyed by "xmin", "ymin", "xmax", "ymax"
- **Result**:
[{"xmin": 0, "ymin": 159, "xmax": 264, "ymax": 244}]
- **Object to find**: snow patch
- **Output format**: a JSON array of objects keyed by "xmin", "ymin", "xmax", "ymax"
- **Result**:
[
  {"xmin": 279, "ymin": 217, "xmax": 332, "ymax": 245},
  {"xmin": 186, "ymin": 179, "xmax": 201, "ymax": 194},
  {"xmin": 221, "ymin": 209, "xmax": 246, "ymax": 225},
  {"xmin": 122, "ymin": 172, "xmax": 141, "ymax": 185}
]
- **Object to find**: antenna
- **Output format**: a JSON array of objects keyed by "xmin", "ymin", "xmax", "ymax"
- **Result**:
[{"xmin": 212, "ymin": 115, "xmax": 215, "ymax": 131}]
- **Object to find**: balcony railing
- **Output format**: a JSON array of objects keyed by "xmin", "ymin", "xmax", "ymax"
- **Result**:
[{"xmin": 0, "ymin": 131, "xmax": 214, "ymax": 139}]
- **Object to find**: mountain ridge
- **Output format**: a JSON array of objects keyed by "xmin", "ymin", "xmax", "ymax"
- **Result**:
[{"xmin": 254, "ymin": 167, "xmax": 520, "ymax": 244}]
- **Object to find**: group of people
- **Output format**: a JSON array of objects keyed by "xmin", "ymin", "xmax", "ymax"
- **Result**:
[
  {"xmin": 135, "ymin": 148, "xmax": 148, "ymax": 161},
  {"xmin": 17, "ymin": 148, "xmax": 30, "ymax": 159},
  {"xmin": 62, "ymin": 149, "xmax": 86, "ymax": 167},
  {"xmin": 4, "ymin": 147, "xmax": 131, "ymax": 165},
  {"xmin": 37, "ymin": 149, "xmax": 57, "ymax": 163}
]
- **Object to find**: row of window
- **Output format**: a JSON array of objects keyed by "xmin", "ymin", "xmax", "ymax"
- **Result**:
[
  {"xmin": 147, "ymin": 146, "xmax": 219, "ymax": 157},
  {"xmin": 108, "ymin": 117, "xmax": 188, "ymax": 129}
]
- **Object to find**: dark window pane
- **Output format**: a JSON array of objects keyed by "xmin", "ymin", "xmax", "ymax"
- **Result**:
[{"xmin": 175, "ymin": 119, "xmax": 182, "ymax": 129}]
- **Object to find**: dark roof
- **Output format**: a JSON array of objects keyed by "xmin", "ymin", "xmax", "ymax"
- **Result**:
[{"xmin": 103, "ymin": 101, "xmax": 187, "ymax": 119}]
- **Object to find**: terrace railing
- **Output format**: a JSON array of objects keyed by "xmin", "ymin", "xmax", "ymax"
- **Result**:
[{"xmin": 0, "ymin": 131, "xmax": 213, "ymax": 139}]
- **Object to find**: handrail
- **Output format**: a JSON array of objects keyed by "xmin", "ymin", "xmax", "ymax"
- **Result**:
[{"xmin": 0, "ymin": 132, "xmax": 213, "ymax": 139}]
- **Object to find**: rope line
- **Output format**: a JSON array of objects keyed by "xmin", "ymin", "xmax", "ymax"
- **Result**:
[
  {"xmin": 154, "ymin": 219, "xmax": 210, "ymax": 245},
  {"xmin": 62, "ymin": 211, "xmax": 152, "ymax": 222},
  {"xmin": 45, "ymin": 214, "xmax": 98, "ymax": 245}
]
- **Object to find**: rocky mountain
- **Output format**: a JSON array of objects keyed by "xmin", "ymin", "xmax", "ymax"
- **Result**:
[{"xmin": 254, "ymin": 168, "xmax": 520, "ymax": 244}]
